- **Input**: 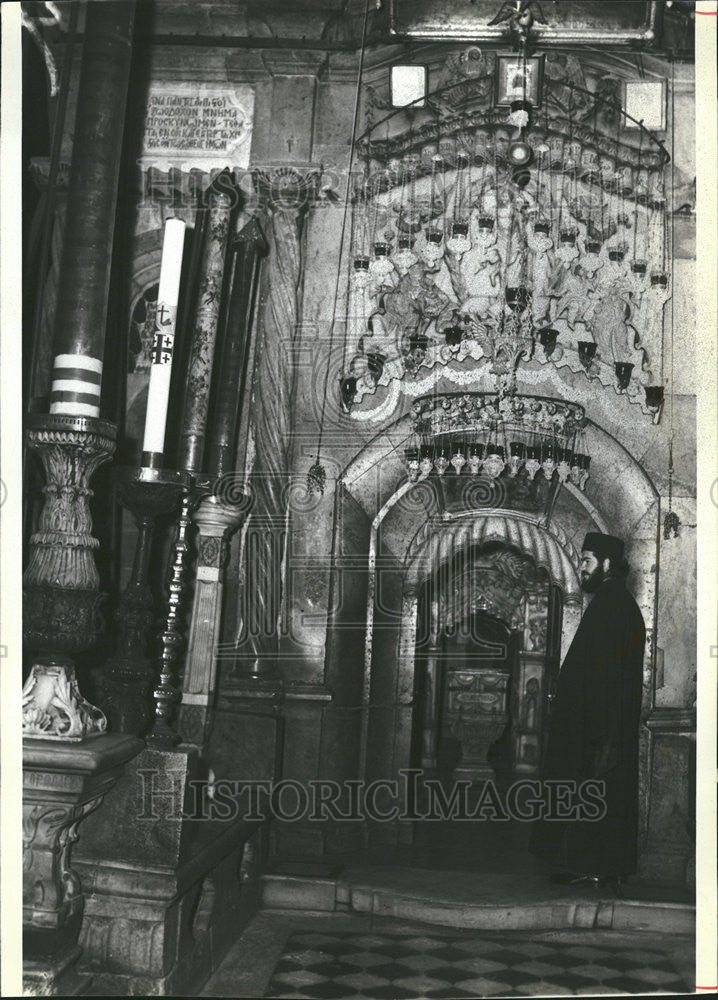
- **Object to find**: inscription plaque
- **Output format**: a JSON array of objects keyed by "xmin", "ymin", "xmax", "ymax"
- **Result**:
[{"xmin": 140, "ymin": 83, "xmax": 255, "ymax": 172}]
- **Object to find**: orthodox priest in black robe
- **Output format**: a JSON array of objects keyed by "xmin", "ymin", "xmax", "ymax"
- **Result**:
[{"xmin": 530, "ymin": 532, "xmax": 646, "ymax": 883}]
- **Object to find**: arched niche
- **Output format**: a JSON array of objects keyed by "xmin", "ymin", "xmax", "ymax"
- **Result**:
[{"xmin": 327, "ymin": 401, "xmax": 659, "ymax": 838}]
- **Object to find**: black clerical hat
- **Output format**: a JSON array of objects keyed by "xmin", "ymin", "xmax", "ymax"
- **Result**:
[{"xmin": 582, "ymin": 532, "xmax": 624, "ymax": 563}]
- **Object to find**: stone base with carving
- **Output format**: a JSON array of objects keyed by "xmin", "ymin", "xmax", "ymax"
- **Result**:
[
  {"xmin": 638, "ymin": 710, "xmax": 696, "ymax": 885},
  {"xmin": 73, "ymin": 746, "xmax": 268, "ymax": 995},
  {"xmin": 23, "ymin": 734, "xmax": 142, "ymax": 996}
]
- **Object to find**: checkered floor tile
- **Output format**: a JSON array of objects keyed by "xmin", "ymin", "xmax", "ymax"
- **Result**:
[{"xmin": 264, "ymin": 928, "xmax": 689, "ymax": 998}]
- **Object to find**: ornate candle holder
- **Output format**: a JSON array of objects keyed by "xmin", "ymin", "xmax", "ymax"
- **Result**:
[
  {"xmin": 146, "ymin": 475, "xmax": 214, "ymax": 748},
  {"xmin": 24, "ymin": 414, "xmax": 117, "ymax": 656},
  {"xmin": 100, "ymin": 465, "xmax": 191, "ymax": 736}
]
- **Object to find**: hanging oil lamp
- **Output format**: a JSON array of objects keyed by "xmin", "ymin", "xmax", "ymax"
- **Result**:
[
  {"xmin": 468, "ymin": 441, "xmax": 484, "ymax": 476},
  {"xmin": 434, "ymin": 440, "xmax": 450, "ymax": 476},
  {"xmin": 508, "ymin": 441, "xmax": 525, "ymax": 477},
  {"xmin": 644, "ymin": 385, "xmax": 665, "ymax": 424},
  {"xmin": 393, "ymin": 234, "xmax": 418, "ymax": 275},
  {"xmin": 556, "ymin": 447, "xmax": 572, "ymax": 483},
  {"xmin": 419, "ymin": 443, "xmax": 435, "ymax": 477},
  {"xmin": 352, "ymin": 255, "xmax": 371, "ymax": 288},
  {"xmin": 450, "ymin": 439, "xmax": 467, "ymax": 475},
  {"xmin": 569, "ymin": 453, "xmax": 591, "ymax": 491},
  {"xmin": 339, "ymin": 375, "xmax": 357, "ymax": 413},
  {"xmin": 540, "ymin": 443, "xmax": 557, "ymax": 481},
  {"xmin": 369, "ymin": 239, "xmax": 395, "ymax": 281},
  {"xmin": 483, "ymin": 444, "xmax": 505, "ymax": 480},
  {"xmin": 447, "ymin": 220, "xmax": 471, "ymax": 257},
  {"xmin": 404, "ymin": 446, "xmax": 420, "ymax": 481},
  {"xmin": 577, "ymin": 341, "xmax": 597, "ymax": 369},
  {"xmin": 524, "ymin": 444, "xmax": 541, "ymax": 480},
  {"xmin": 476, "ymin": 215, "xmax": 497, "ymax": 248},
  {"xmin": 614, "ymin": 361, "xmax": 634, "ymax": 391},
  {"xmin": 537, "ymin": 327, "xmax": 559, "ymax": 357},
  {"xmin": 421, "ymin": 228, "xmax": 444, "ymax": 266},
  {"xmin": 556, "ymin": 227, "xmax": 579, "ymax": 264}
]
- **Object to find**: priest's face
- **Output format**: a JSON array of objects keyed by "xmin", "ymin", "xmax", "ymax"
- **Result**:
[{"xmin": 579, "ymin": 551, "xmax": 606, "ymax": 592}]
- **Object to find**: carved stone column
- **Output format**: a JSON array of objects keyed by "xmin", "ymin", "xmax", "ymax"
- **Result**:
[
  {"xmin": 23, "ymin": 734, "xmax": 142, "ymax": 996},
  {"xmin": 178, "ymin": 175, "xmax": 238, "ymax": 473},
  {"xmin": 178, "ymin": 494, "xmax": 248, "ymax": 748},
  {"xmin": 23, "ymin": 415, "xmax": 116, "ymax": 655},
  {"xmin": 236, "ymin": 167, "xmax": 318, "ymax": 681}
]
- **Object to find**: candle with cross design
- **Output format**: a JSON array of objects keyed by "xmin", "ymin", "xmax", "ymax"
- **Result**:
[{"xmin": 141, "ymin": 218, "xmax": 186, "ymax": 467}]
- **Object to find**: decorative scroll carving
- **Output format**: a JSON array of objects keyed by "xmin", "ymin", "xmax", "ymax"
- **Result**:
[{"xmin": 23, "ymin": 658, "xmax": 107, "ymax": 741}]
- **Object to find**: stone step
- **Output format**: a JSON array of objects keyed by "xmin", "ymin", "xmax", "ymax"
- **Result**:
[{"xmin": 261, "ymin": 868, "xmax": 695, "ymax": 935}]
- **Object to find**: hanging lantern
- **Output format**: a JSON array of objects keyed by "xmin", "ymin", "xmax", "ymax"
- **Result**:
[
  {"xmin": 393, "ymin": 234, "xmax": 418, "ymax": 275},
  {"xmin": 608, "ymin": 245, "xmax": 627, "ymax": 262},
  {"xmin": 524, "ymin": 444, "xmax": 541, "ymax": 480},
  {"xmin": 628, "ymin": 259, "xmax": 649, "ymax": 296},
  {"xmin": 443, "ymin": 324, "xmax": 463, "ymax": 348},
  {"xmin": 577, "ymin": 341, "xmax": 597, "ymax": 369},
  {"xmin": 468, "ymin": 441, "xmax": 484, "ymax": 475},
  {"xmin": 419, "ymin": 443, "xmax": 434, "ymax": 476},
  {"xmin": 353, "ymin": 255, "xmax": 371, "ymax": 288},
  {"xmin": 615, "ymin": 361, "xmax": 634, "ymax": 391},
  {"xmin": 508, "ymin": 441, "xmax": 525, "ymax": 477},
  {"xmin": 450, "ymin": 439, "xmax": 467, "ymax": 475},
  {"xmin": 569, "ymin": 453, "xmax": 591, "ymax": 490},
  {"xmin": 447, "ymin": 220, "xmax": 471, "ymax": 257},
  {"xmin": 369, "ymin": 241, "xmax": 395, "ymax": 280},
  {"xmin": 556, "ymin": 229, "xmax": 579, "ymax": 264},
  {"xmin": 434, "ymin": 441, "xmax": 450, "ymax": 476},
  {"xmin": 476, "ymin": 216, "xmax": 497, "ymax": 248},
  {"xmin": 404, "ymin": 446, "xmax": 420, "ymax": 481},
  {"xmin": 644, "ymin": 385, "xmax": 665, "ymax": 424},
  {"xmin": 537, "ymin": 327, "xmax": 559, "ymax": 357},
  {"xmin": 540, "ymin": 445, "xmax": 557, "ymax": 481},
  {"xmin": 483, "ymin": 444, "xmax": 505, "ymax": 480},
  {"xmin": 557, "ymin": 447, "xmax": 572, "ymax": 483},
  {"xmin": 421, "ymin": 228, "xmax": 444, "ymax": 266},
  {"xmin": 339, "ymin": 375, "xmax": 357, "ymax": 413}
]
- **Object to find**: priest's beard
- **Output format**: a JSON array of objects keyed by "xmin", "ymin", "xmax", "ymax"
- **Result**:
[{"xmin": 580, "ymin": 563, "xmax": 605, "ymax": 593}]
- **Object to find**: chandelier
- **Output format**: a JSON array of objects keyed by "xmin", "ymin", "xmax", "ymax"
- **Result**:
[{"xmin": 402, "ymin": 393, "xmax": 591, "ymax": 491}]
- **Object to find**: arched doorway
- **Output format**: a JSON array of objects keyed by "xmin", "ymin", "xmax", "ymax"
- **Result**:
[{"xmin": 410, "ymin": 541, "xmax": 562, "ymax": 791}]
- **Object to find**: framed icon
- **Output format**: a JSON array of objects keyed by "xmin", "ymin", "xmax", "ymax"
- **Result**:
[{"xmin": 495, "ymin": 54, "xmax": 545, "ymax": 108}]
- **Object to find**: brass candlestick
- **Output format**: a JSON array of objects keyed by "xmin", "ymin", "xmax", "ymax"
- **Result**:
[
  {"xmin": 146, "ymin": 476, "xmax": 213, "ymax": 748},
  {"xmin": 101, "ymin": 465, "xmax": 191, "ymax": 735}
]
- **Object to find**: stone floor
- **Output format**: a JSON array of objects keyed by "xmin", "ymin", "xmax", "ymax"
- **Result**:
[
  {"xmin": 201, "ymin": 911, "xmax": 695, "ymax": 998},
  {"xmin": 202, "ymin": 822, "xmax": 695, "ymax": 998}
]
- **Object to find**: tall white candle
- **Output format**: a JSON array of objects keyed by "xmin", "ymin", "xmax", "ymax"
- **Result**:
[{"xmin": 142, "ymin": 218, "xmax": 186, "ymax": 460}]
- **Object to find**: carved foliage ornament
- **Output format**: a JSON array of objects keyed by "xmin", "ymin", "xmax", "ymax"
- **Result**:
[{"xmin": 23, "ymin": 658, "xmax": 107, "ymax": 741}]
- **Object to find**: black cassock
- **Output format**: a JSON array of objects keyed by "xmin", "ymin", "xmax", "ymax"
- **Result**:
[{"xmin": 530, "ymin": 576, "xmax": 646, "ymax": 877}]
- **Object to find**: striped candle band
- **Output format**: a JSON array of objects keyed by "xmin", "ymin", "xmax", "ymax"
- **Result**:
[{"xmin": 50, "ymin": 354, "xmax": 103, "ymax": 418}]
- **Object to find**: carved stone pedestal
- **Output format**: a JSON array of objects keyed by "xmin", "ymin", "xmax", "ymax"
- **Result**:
[
  {"xmin": 638, "ymin": 709, "xmax": 696, "ymax": 885},
  {"xmin": 23, "ymin": 734, "xmax": 142, "ymax": 996},
  {"xmin": 73, "ymin": 746, "xmax": 267, "ymax": 995},
  {"xmin": 178, "ymin": 494, "xmax": 248, "ymax": 749}
]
